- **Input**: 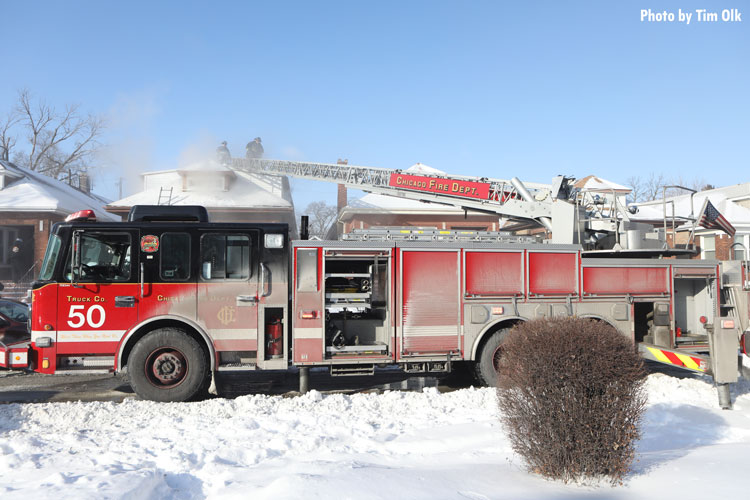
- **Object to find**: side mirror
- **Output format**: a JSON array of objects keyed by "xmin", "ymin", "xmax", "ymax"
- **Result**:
[
  {"xmin": 0, "ymin": 316, "xmax": 9, "ymax": 328},
  {"xmin": 72, "ymin": 231, "xmax": 82, "ymax": 285}
]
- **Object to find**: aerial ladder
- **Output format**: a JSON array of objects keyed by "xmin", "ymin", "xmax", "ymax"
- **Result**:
[{"xmin": 231, "ymin": 157, "xmax": 693, "ymax": 256}]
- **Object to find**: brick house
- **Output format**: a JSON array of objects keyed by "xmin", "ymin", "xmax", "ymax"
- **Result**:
[{"xmin": 0, "ymin": 159, "xmax": 116, "ymax": 296}]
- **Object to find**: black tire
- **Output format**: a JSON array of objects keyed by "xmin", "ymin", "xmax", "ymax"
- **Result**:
[
  {"xmin": 474, "ymin": 328, "xmax": 510, "ymax": 387},
  {"xmin": 128, "ymin": 328, "xmax": 209, "ymax": 402}
]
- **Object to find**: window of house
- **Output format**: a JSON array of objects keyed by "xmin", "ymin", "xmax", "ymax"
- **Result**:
[
  {"xmin": 0, "ymin": 228, "xmax": 20, "ymax": 264},
  {"xmin": 200, "ymin": 234, "xmax": 251, "ymax": 280},
  {"xmin": 702, "ymin": 235, "xmax": 716, "ymax": 260},
  {"xmin": 733, "ymin": 234, "xmax": 746, "ymax": 260}
]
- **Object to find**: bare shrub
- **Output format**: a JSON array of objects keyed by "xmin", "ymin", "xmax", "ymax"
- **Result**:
[{"xmin": 496, "ymin": 317, "xmax": 647, "ymax": 484}]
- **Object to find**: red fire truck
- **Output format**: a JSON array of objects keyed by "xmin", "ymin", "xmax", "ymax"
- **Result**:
[{"xmin": 1, "ymin": 159, "xmax": 748, "ymax": 406}]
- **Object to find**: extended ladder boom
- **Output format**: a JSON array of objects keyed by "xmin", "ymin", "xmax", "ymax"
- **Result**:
[
  {"xmin": 231, "ymin": 157, "xmax": 695, "ymax": 255},
  {"xmin": 231, "ymin": 158, "xmax": 564, "ymax": 230}
]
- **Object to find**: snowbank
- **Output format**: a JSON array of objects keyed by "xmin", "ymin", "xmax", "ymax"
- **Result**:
[{"xmin": 1, "ymin": 374, "xmax": 749, "ymax": 499}]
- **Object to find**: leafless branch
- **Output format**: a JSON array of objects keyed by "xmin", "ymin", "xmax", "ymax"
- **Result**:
[
  {"xmin": 5, "ymin": 88, "xmax": 105, "ymax": 180},
  {"xmin": 0, "ymin": 112, "xmax": 20, "ymax": 161},
  {"xmin": 626, "ymin": 173, "xmax": 710, "ymax": 203},
  {"xmin": 302, "ymin": 201, "xmax": 338, "ymax": 238}
]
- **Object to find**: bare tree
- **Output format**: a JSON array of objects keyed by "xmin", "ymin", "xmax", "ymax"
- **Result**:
[
  {"xmin": 302, "ymin": 201, "xmax": 338, "ymax": 238},
  {"xmin": 626, "ymin": 173, "xmax": 709, "ymax": 203},
  {"xmin": 671, "ymin": 174, "xmax": 712, "ymax": 193},
  {"xmin": 0, "ymin": 89, "xmax": 104, "ymax": 180},
  {"xmin": 0, "ymin": 113, "xmax": 19, "ymax": 162}
]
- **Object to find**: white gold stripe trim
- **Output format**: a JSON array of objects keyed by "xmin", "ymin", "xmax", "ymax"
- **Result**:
[
  {"xmin": 209, "ymin": 329, "xmax": 258, "ymax": 340},
  {"xmin": 294, "ymin": 327, "xmax": 323, "ymax": 339},
  {"xmin": 57, "ymin": 330, "xmax": 125, "ymax": 342},
  {"xmin": 403, "ymin": 325, "xmax": 458, "ymax": 337}
]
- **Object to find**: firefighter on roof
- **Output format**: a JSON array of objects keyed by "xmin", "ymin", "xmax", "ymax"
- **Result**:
[
  {"xmin": 246, "ymin": 137, "xmax": 264, "ymax": 159},
  {"xmin": 216, "ymin": 141, "xmax": 231, "ymax": 165}
]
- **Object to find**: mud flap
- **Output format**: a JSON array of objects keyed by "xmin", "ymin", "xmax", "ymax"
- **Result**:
[{"xmin": 208, "ymin": 371, "xmax": 218, "ymax": 396}]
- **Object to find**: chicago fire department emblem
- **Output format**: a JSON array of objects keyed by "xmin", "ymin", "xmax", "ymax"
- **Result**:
[
  {"xmin": 140, "ymin": 235, "xmax": 159, "ymax": 253},
  {"xmin": 217, "ymin": 306, "xmax": 236, "ymax": 326}
]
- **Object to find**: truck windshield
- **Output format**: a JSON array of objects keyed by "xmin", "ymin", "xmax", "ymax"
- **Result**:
[
  {"xmin": 64, "ymin": 232, "xmax": 132, "ymax": 282},
  {"xmin": 38, "ymin": 235, "xmax": 62, "ymax": 281}
]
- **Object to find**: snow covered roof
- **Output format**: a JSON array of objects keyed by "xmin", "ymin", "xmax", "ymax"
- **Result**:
[
  {"xmin": 403, "ymin": 162, "xmax": 445, "ymax": 175},
  {"xmin": 106, "ymin": 161, "xmax": 294, "ymax": 211},
  {"xmin": 0, "ymin": 159, "xmax": 118, "ymax": 221},
  {"xmin": 631, "ymin": 183, "xmax": 750, "ymax": 229},
  {"xmin": 574, "ymin": 175, "xmax": 631, "ymax": 193}
]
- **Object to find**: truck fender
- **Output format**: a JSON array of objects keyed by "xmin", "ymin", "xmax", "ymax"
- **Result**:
[
  {"xmin": 116, "ymin": 315, "xmax": 216, "ymax": 373},
  {"xmin": 577, "ymin": 314, "xmax": 619, "ymax": 331},
  {"xmin": 470, "ymin": 316, "xmax": 527, "ymax": 360}
]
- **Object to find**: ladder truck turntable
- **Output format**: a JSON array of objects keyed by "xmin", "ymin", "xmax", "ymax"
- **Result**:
[{"xmin": 1, "ymin": 159, "xmax": 747, "ymax": 407}]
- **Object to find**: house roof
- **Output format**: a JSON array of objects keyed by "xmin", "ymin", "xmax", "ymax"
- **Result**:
[
  {"xmin": 106, "ymin": 160, "xmax": 294, "ymax": 211},
  {"xmin": 574, "ymin": 175, "xmax": 631, "ymax": 193},
  {"xmin": 0, "ymin": 159, "xmax": 118, "ymax": 221},
  {"xmin": 631, "ymin": 183, "xmax": 750, "ymax": 229}
]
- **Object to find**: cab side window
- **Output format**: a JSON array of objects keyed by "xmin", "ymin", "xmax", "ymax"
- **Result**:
[
  {"xmin": 201, "ymin": 234, "xmax": 251, "ymax": 280},
  {"xmin": 65, "ymin": 232, "xmax": 131, "ymax": 282},
  {"xmin": 160, "ymin": 233, "xmax": 190, "ymax": 280}
]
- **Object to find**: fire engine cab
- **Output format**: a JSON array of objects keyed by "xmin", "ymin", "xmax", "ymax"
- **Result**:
[
  {"xmin": 3, "ymin": 204, "xmax": 746, "ymax": 405},
  {"xmin": 18, "ymin": 206, "xmax": 289, "ymax": 401}
]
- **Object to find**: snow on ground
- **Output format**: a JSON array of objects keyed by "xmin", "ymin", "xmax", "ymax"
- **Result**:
[{"xmin": 1, "ymin": 374, "xmax": 749, "ymax": 499}]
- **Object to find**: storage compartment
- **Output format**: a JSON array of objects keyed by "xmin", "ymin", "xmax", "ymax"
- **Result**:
[
  {"xmin": 264, "ymin": 308, "xmax": 284, "ymax": 360},
  {"xmin": 673, "ymin": 277, "xmax": 713, "ymax": 338},
  {"xmin": 633, "ymin": 302, "xmax": 653, "ymax": 343},
  {"xmin": 323, "ymin": 254, "xmax": 390, "ymax": 358}
]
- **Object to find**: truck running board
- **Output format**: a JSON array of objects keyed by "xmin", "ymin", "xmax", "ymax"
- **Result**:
[
  {"xmin": 639, "ymin": 343, "xmax": 711, "ymax": 374},
  {"xmin": 330, "ymin": 364, "xmax": 375, "ymax": 376}
]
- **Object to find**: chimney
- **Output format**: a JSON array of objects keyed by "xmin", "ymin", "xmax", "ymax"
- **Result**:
[
  {"xmin": 337, "ymin": 158, "xmax": 348, "ymax": 212},
  {"xmin": 78, "ymin": 173, "xmax": 91, "ymax": 194}
]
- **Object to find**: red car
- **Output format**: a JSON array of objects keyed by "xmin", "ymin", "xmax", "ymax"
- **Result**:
[{"xmin": 0, "ymin": 298, "xmax": 29, "ymax": 344}]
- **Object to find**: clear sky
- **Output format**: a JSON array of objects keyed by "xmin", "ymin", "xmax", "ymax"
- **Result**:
[{"xmin": 1, "ymin": 1, "xmax": 748, "ymax": 211}]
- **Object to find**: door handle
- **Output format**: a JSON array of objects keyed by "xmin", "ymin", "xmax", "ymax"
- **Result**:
[
  {"xmin": 237, "ymin": 295, "xmax": 258, "ymax": 305},
  {"xmin": 115, "ymin": 296, "xmax": 136, "ymax": 308},
  {"xmin": 260, "ymin": 262, "xmax": 270, "ymax": 297}
]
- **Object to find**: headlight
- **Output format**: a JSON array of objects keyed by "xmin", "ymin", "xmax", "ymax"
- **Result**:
[
  {"xmin": 264, "ymin": 234, "xmax": 284, "ymax": 249},
  {"xmin": 36, "ymin": 337, "xmax": 52, "ymax": 348}
]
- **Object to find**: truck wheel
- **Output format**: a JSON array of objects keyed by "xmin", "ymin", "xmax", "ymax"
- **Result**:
[
  {"xmin": 474, "ymin": 328, "xmax": 509, "ymax": 387},
  {"xmin": 128, "ymin": 328, "xmax": 209, "ymax": 402}
]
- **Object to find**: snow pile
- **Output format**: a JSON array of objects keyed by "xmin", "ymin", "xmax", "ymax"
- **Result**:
[{"xmin": 1, "ymin": 374, "xmax": 750, "ymax": 499}]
